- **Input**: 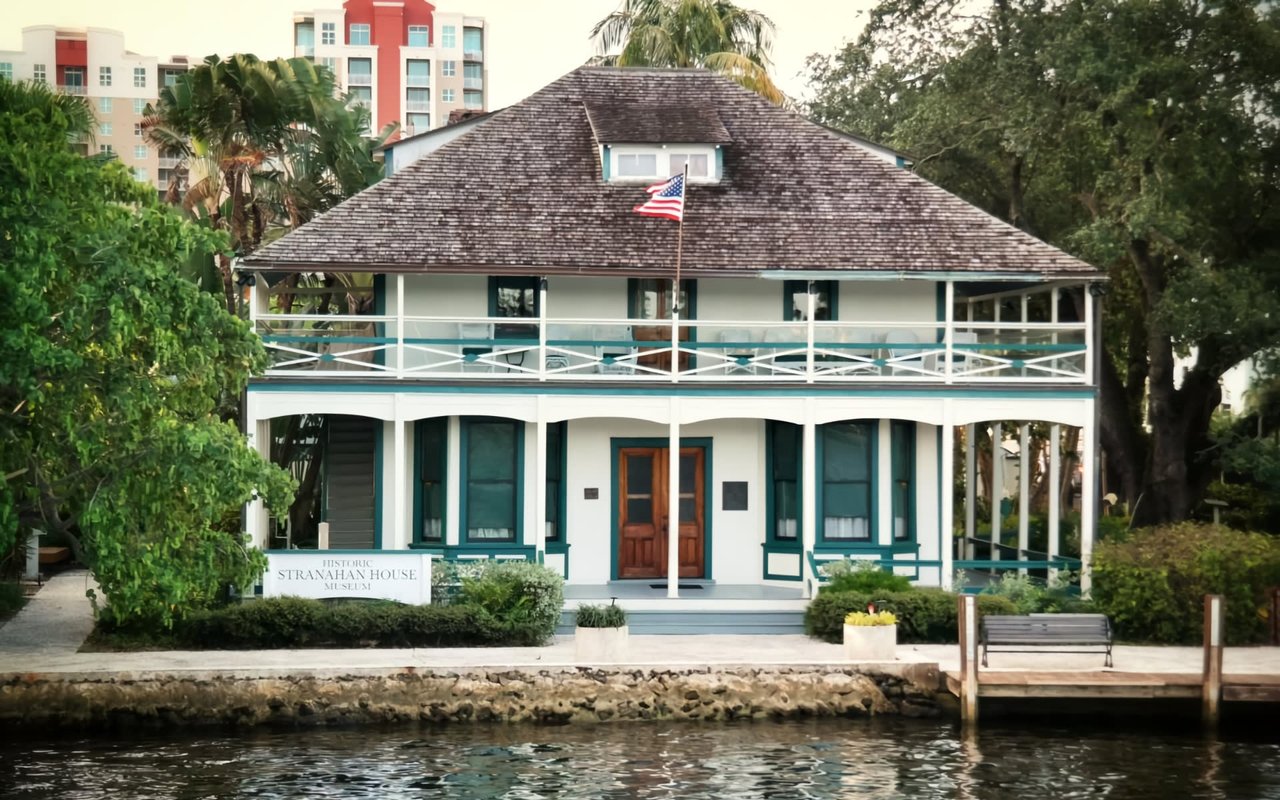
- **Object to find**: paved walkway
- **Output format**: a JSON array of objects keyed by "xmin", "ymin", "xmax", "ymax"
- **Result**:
[{"xmin": 1, "ymin": 569, "xmax": 1277, "ymax": 679}]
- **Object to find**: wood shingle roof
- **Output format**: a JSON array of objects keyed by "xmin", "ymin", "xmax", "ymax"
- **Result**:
[{"xmin": 245, "ymin": 67, "xmax": 1100, "ymax": 279}]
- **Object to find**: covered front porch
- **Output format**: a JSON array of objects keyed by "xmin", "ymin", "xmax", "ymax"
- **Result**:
[{"xmin": 245, "ymin": 386, "xmax": 1098, "ymax": 603}]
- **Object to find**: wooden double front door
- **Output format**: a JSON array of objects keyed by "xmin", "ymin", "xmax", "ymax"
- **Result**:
[{"xmin": 617, "ymin": 446, "xmax": 705, "ymax": 579}]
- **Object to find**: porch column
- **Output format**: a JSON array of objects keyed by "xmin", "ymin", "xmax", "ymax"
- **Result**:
[
  {"xmin": 877, "ymin": 419, "xmax": 892, "ymax": 548},
  {"xmin": 1081, "ymin": 408, "xmax": 1097, "ymax": 594},
  {"xmin": 990, "ymin": 422, "xmax": 1002, "ymax": 561},
  {"xmin": 964, "ymin": 423, "xmax": 977, "ymax": 560},
  {"xmin": 1018, "ymin": 423, "xmax": 1030, "ymax": 575},
  {"xmin": 941, "ymin": 408, "xmax": 956, "ymax": 590},
  {"xmin": 246, "ymin": 416, "xmax": 270, "ymax": 549},
  {"xmin": 801, "ymin": 399, "xmax": 818, "ymax": 598},
  {"xmin": 1085, "ymin": 284, "xmax": 1095, "ymax": 385},
  {"xmin": 392, "ymin": 404, "xmax": 406, "ymax": 549},
  {"xmin": 667, "ymin": 397, "xmax": 680, "ymax": 598},
  {"xmin": 533, "ymin": 397, "xmax": 548, "ymax": 562},
  {"xmin": 1048, "ymin": 423, "xmax": 1062, "ymax": 584},
  {"xmin": 538, "ymin": 278, "xmax": 548, "ymax": 382},
  {"xmin": 944, "ymin": 280, "xmax": 955, "ymax": 384}
]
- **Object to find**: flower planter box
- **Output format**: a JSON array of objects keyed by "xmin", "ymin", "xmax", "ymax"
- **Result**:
[
  {"xmin": 574, "ymin": 625, "xmax": 630, "ymax": 663},
  {"xmin": 843, "ymin": 623, "xmax": 897, "ymax": 661}
]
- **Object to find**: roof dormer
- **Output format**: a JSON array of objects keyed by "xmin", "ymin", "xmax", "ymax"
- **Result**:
[{"xmin": 584, "ymin": 101, "xmax": 732, "ymax": 184}]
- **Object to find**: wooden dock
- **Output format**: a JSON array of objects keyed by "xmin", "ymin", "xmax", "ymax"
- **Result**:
[
  {"xmin": 944, "ymin": 670, "xmax": 1280, "ymax": 701},
  {"xmin": 951, "ymin": 594, "xmax": 1280, "ymax": 725}
]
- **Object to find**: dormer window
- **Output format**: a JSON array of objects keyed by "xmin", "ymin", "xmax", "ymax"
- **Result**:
[
  {"xmin": 605, "ymin": 144, "xmax": 719, "ymax": 183},
  {"xmin": 585, "ymin": 101, "xmax": 733, "ymax": 185}
]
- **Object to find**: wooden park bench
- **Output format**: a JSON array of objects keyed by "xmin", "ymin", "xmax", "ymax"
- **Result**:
[{"xmin": 981, "ymin": 613, "xmax": 1114, "ymax": 667}]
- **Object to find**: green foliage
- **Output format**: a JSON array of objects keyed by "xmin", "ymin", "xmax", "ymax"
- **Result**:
[
  {"xmin": 0, "ymin": 81, "xmax": 295, "ymax": 630},
  {"xmin": 0, "ymin": 582, "xmax": 26, "ymax": 618},
  {"xmin": 456, "ymin": 561, "xmax": 565, "ymax": 646},
  {"xmin": 590, "ymin": 0, "xmax": 783, "ymax": 103},
  {"xmin": 805, "ymin": 589, "xmax": 1017, "ymax": 643},
  {"xmin": 171, "ymin": 598, "xmax": 503, "ymax": 649},
  {"xmin": 979, "ymin": 572, "xmax": 1090, "ymax": 615},
  {"xmin": 822, "ymin": 559, "xmax": 913, "ymax": 594},
  {"xmin": 843, "ymin": 610, "xmax": 897, "ymax": 626},
  {"xmin": 575, "ymin": 603, "xmax": 628, "ymax": 628},
  {"xmin": 1092, "ymin": 522, "xmax": 1280, "ymax": 644},
  {"xmin": 807, "ymin": 0, "xmax": 1280, "ymax": 523}
]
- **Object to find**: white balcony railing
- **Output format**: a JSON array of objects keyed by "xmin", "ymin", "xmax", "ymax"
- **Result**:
[
  {"xmin": 406, "ymin": 100, "xmax": 430, "ymax": 112},
  {"xmin": 406, "ymin": 75, "xmax": 431, "ymax": 87},
  {"xmin": 296, "ymin": 45, "xmax": 316, "ymax": 57},
  {"xmin": 252, "ymin": 312, "xmax": 1090, "ymax": 384},
  {"xmin": 347, "ymin": 73, "xmax": 373, "ymax": 86},
  {"xmin": 58, "ymin": 84, "xmax": 87, "ymax": 96},
  {"xmin": 464, "ymin": 50, "xmax": 483, "ymax": 62},
  {"xmin": 463, "ymin": 77, "xmax": 483, "ymax": 89},
  {"xmin": 158, "ymin": 156, "xmax": 181, "ymax": 169}
]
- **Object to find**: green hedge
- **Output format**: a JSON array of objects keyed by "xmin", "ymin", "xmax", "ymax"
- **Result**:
[
  {"xmin": 1092, "ymin": 522, "xmax": 1280, "ymax": 644},
  {"xmin": 805, "ymin": 588, "xmax": 1018, "ymax": 643},
  {"xmin": 176, "ymin": 599, "xmax": 503, "ymax": 649}
]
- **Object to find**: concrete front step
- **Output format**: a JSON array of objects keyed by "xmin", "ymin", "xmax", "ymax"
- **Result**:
[{"xmin": 557, "ymin": 609, "xmax": 806, "ymax": 636}]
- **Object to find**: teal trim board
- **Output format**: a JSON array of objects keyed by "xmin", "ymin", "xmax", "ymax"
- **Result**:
[
  {"xmin": 249, "ymin": 382, "xmax": 1098, "ymax": 400},
  {"xmin": 412, "ymin": 417, "xmax": 448, "ymax": 545},
  {"xmin": 373, "ymin": 274, "xmax": 387, "ymax": 368},
  {"xmin": 609, "ymin": 436, "xmax": 713, "ymax": 582},
  {"xmin": 373, "ymin": 421, "xmax": 383, "ymax": 549}
]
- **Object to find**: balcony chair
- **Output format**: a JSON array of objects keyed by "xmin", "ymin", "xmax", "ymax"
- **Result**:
[
  {"xmin": 544, "ymin": 323, "xmax": 593, "ymax": 372},
  {"xmin": 763, "ymin": 326, "xmax": 806, "ymax": 373},
  {"xmin": 718, "ymin": 329, "xmax": 757, "ymax": 375},
  {"xmin": 883, "ymin": 330, "xmax": 924, "ymax": 376},
  {"xmin": 456, "ymin": 322, "xmax": 494, "ymax": 372},
  {"xmin": 929, "ymin": 330, "xmax": 980, "ymax": 377},
  {"xmin": 592, "ymin": 324, "xmax": 636, "ymax": 375}
]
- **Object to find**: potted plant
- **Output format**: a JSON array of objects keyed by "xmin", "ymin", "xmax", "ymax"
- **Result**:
[
  {"xmin": 574, "ymin": 601, "xmax": 629, "ymax": 663},
  {"xmin": 842, "ymin": 609, "xmax": 898, "ymax": 661}
]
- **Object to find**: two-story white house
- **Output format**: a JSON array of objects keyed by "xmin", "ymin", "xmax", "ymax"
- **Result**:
[{"xmin": 242, "ymin": 67, "xmax": 1104, "ymax": 631}]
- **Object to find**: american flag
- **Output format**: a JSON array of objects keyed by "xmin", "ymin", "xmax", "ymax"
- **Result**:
[{"xmin": 633, "ymin": 173, "xmax": 685, "ymax": 222}]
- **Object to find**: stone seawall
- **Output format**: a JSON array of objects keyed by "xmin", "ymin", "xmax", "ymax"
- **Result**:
[{"xmin": 0, "ymin": 664, "xmax": 943, "ymax": 729}]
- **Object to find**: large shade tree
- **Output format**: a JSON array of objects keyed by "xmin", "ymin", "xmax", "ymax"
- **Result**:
[
  {"xmin": 144, "ymin": 54, "xmax": 393, "ymax": 313},
  {"xmin": 0, "ymin": 80, "xmax": 295, "ymax": 627},
  {"xmin": 807, "ymin": 0, "xmax": 1280, "ymax": 525},
  {"xmin": 591, "ymin": 0, "xmax": 783, "ymax": 103}
]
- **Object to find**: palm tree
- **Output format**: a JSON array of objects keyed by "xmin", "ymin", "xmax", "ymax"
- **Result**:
[
  {"xmin": 591, "ymin": 0, "xmax": 783, "ymax": 104},
  {"xmin": 143, "ymin": 54, "xmax": 393, "ymax": 313},
  {"xmin": 0, "ymin": 79, "xmax": 97, "ymax": 149}
]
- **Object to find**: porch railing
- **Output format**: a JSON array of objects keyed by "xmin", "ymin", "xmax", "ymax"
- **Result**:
[{"xmin": 253, "ymin": 313, "xmax": 1090, "ymax": 384}]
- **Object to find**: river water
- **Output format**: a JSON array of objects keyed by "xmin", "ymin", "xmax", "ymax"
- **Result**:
[{"xmin": 2, "ymin": 718, "xmax": 1278, "ymax": 799}]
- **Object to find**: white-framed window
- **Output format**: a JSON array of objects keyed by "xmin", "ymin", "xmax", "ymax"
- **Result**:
[
  {"xmin": 406, "ymin": 112, "xmax": 430, "ymax": 133},
  {"xmin": 134, "ymin": 145, "xmax": 148, "ymax": 159},
  {"xmin": 348, "ymin": 58, "xmax": 372, "ymax": 86},
  {"xmin": 616, "ymin": 153, "xmax": 657, "ymax": 177},
  {"xmin": 98, "ymin": 97, "xmax": 113, "ymax": 114},
  {"xmin": 0, "ymin": 63, "xmax": 12, "ymax": 81},
  {"xmin": 406, "ymin": 87, "xmax": 430, "ymax": 112},
  {"xmin": 348, "ymin": 85, "xmax": 372, "ymax": 107},
  {"xmin": 32, "ymin": 63, "xmax": 45, "ymax": 83},
  {"xmin": 607, "ymin": 145, "xmax": 719, "ymax": 183},
  {"xmin": 350, "ymin": 23, "xmax": 371, "ymax": 46},
  {"xmin": 442, "ymin": 25, "xmax": 456, "ymax": 48},
  {"xmin": 99, "ymin": 66, "xmax": 112, "ymax": 87},
  {"xmin": 321, "ymin": 22, "xmax": 336, "ymax": 45},
  {"xmin": 99, "ymin": 122, "xmax": 113, "ymax": 137},
  {"xmin": 669, "ymin": 153, "xmax": 710, "ymax": 177},
  {"xmin": 133, "ymin": 67, "xmax": 146, "ymax": 88},
  {"xmin": 133, "ymin": 167, "xmax": 148, "ymax": 182},
  {"xmin": 463, "ymin": 90, "xmax": 482, "ymax": 110},
  {"xmin": 99, "ymin": 144, "xmax": 114, "ymax": 154},
  {"xmin": 408, "ymin": 25, "xmax": 429, "ymax": 47},
  {"xmin": 442, "ymin": 60, "xmax": 456, "ymax": 77},
  {"xmin": 319, "ymin": 57, "xmax": 337, "ymax": 74},
  {"xmin": 441, "ymin": 88, "xmax": 454, "ymax": 103},
  {"xmin": 133, "ymin": 98, "xmax": 146, "ymax": 114},
  {"xmin": 134, "ymin": 122, "xmax": 143, "ymax": 138}
]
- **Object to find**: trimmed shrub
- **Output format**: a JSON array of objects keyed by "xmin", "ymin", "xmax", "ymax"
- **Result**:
[
  {"xmin": 823, "ymin": 560, "xmax": 913, "ymax": 594},
  {"xmin": 805, "ymin": 589, "xmax": 1017, "ymax": 643},
  {"xmin": 979, "ymin": 572, "xmax": 1090, "ymax": 614},
  {"xmin": 176, "ymin": 598, "xmax": 504, "ymax": 649},
  {"xmin": 575, "ymin": 603, "xmax": 627, "ymax": 628},
  {"xmin": 0, "ymin": 581, "xmax": 25, "ymax": 617},
  {"xmin": 458, "ymin": 561, "xmax": 564, "ymax": 646},
  {"xmin": 1092, "ymin": 522, "xmax": 1280, "ymax": 644}
]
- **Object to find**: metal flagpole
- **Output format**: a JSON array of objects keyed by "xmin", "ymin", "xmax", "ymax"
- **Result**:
[{"xmin": 670, "ymin": 163, "xmax": 689, "ymax": 381}]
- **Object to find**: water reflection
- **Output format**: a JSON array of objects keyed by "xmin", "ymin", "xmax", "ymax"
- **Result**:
[{"xmin": 1, "ymin": 719, "xmax": 1278, "ymax": 799}]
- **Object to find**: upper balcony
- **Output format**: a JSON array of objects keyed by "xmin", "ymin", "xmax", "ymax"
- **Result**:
[{"xmin": 249, "ymin": 274, "xmax": 1094, "ymax": 386}]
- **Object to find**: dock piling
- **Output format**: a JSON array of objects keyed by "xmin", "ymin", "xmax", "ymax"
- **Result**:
[
  {"xmin": 958, "ymin": 594, "xmax": 979, "ymax": 724},
  {"xmin": 1202, "ymin": 594, "xmax": 1224, "ymax": 727}
]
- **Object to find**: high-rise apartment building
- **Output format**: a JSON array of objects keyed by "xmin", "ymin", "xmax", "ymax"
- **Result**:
[
  {"xmin": 293, "ymin": 1, "xmax": 486, "ymax": 137},
  {"xmin": 0, "ymin": 26, "xmax": 191, "ymax": 193}
]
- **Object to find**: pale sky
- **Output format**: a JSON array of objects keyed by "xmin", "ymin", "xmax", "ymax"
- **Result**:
[{"xmin": 1, "ymin": 0, "xmax": 874, "ymax": 107}]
